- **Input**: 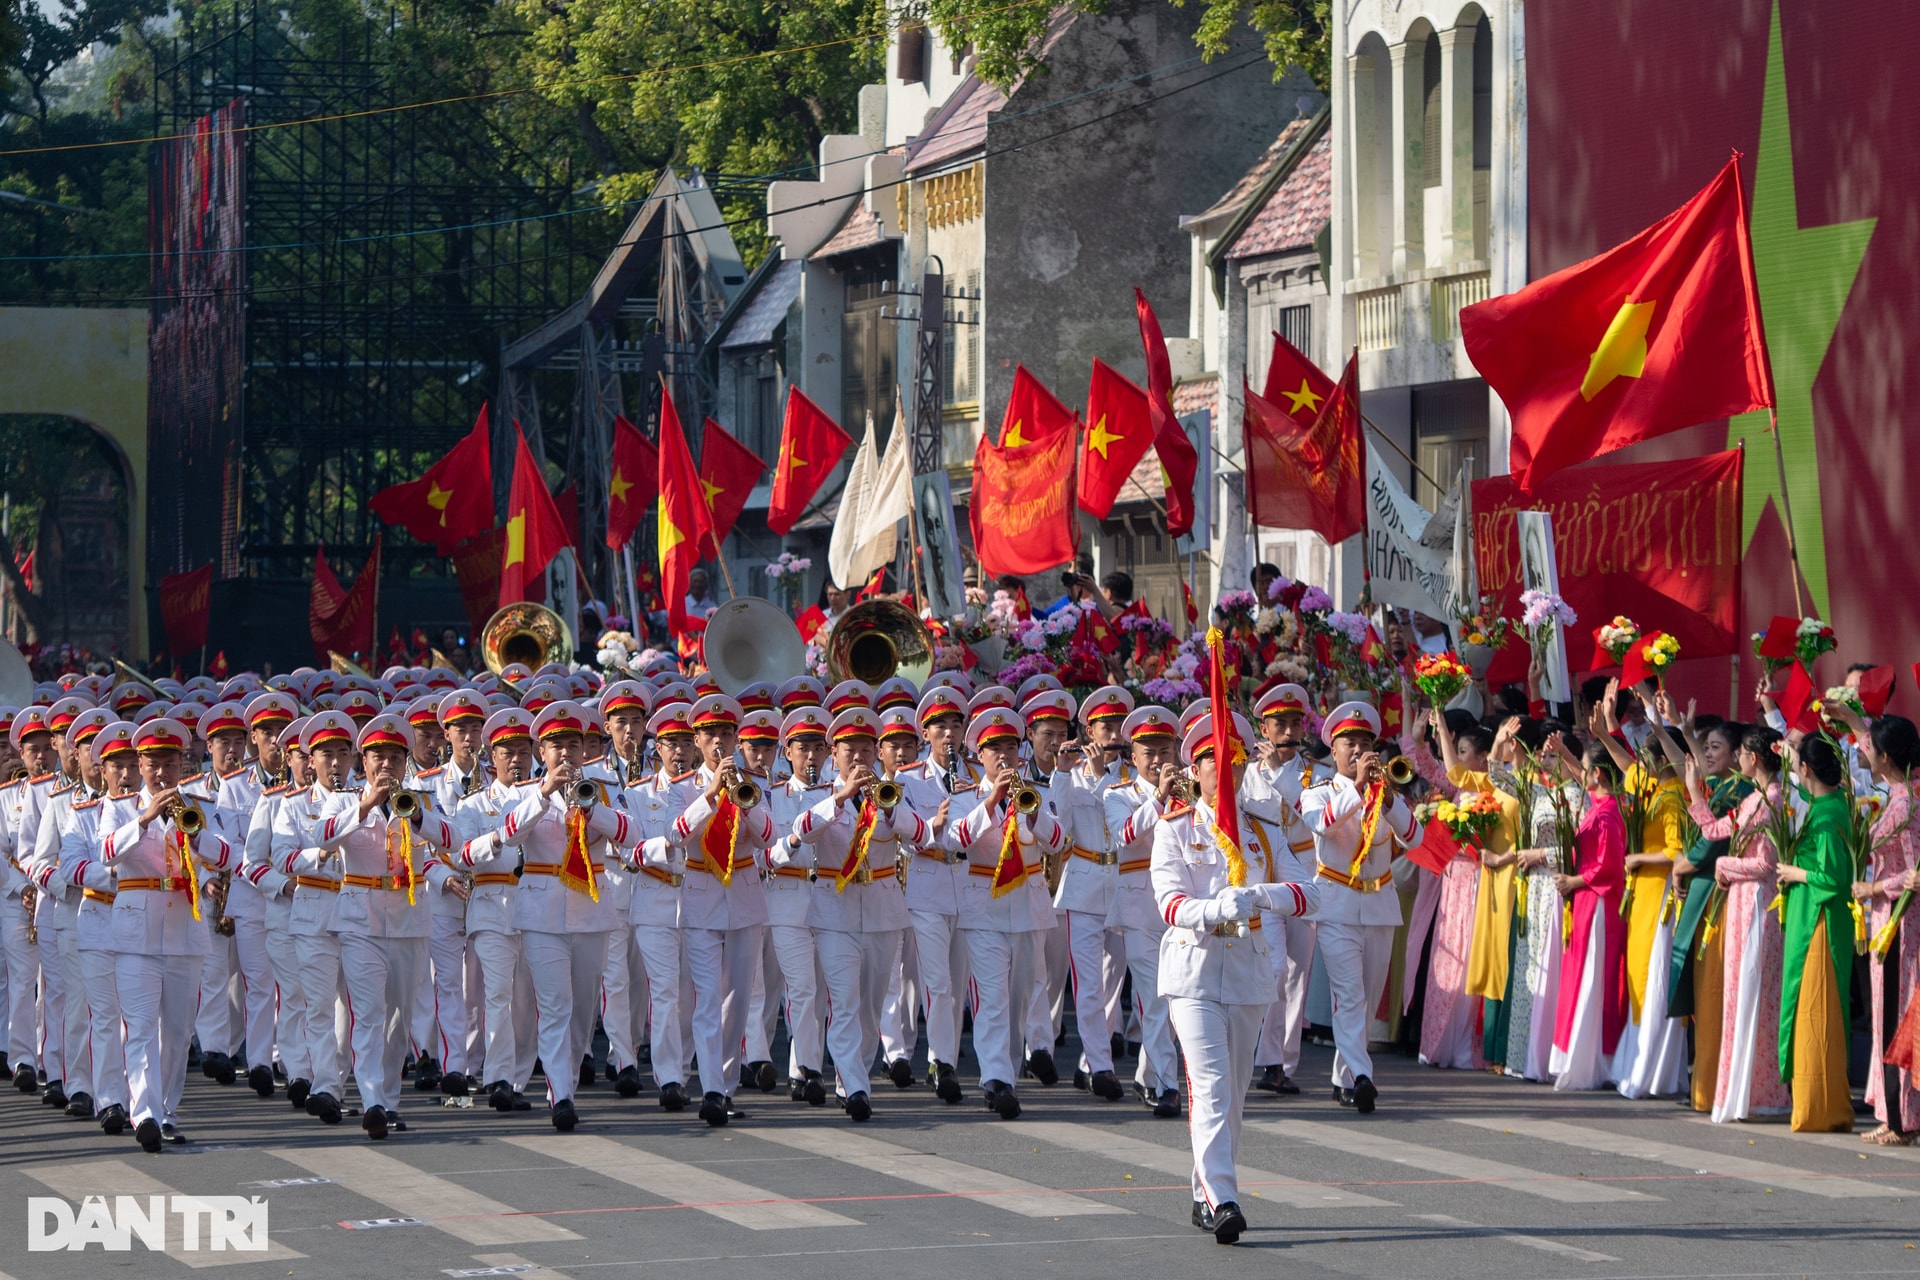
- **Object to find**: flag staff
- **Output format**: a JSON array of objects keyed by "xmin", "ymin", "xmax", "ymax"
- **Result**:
[{"xmin": 1765, "ymin": 407, "xmax": 1807, "ymax": 618}]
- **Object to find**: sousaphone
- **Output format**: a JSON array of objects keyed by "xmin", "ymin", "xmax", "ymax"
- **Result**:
[
  {"xmin": 827, "ymin": 598, "xmax": 933, "ymax": 687},
  {"xmin": 481, "ymin": 602, "xmax": 574, "ymax": 675},
  {"xmin": 704, "ymin": 596, "xmax": 805, "ymax": 695}
]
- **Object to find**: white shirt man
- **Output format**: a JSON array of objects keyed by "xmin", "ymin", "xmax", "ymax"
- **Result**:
[
  {"xmin": 899, "ymin": 687, "xmax": 977, "ymax": 1102},
  {"xmin": 64, "ymin": 720, "xmax": 135, "ymax": 1135},
  {"xmin": 763, "ymin": 706, "xmax": 832, "ymax": 1104},
  {"xmin": 2, "ymin": 705, "xmax": 64, "ymax": 1095},
  {"xmin": 585, "ymin": 681, "xmax": 652, "ymax": 1097},
  {"xmin": 620, "ymin": 702, "xmax": 701, "ymax": 1113},
  {"xmin": 238, "ymin": 712, "xmax": 310, "ymax": 1110}
]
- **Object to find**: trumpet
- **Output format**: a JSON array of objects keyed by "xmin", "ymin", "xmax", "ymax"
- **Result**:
[
  {"xmin": 1012, "ymin": 784, "xmax": 1042, "ymax": 816},
  {"xmin": 870, "ymin": 777, "xmax": 902, "ymax": 810},
  {"xmin": 1166, "ymin": 772, "xmax": 1196, "ymax": 804},
  {"xmin": 389, "ymin": 789, "xmax": 425, "ymax": 821},
  {"xmin": 725, "ymin": 772, "xmax": 761, "ymax": 809},
  {"xmin": 568, "ymin": 778, "xmax": 601, "ymax": 808},
  {"xmin": 8, "ymin": 765, "xmax": 27, "ymax": 782},
  {"xmin": 171, "ymin": 799, "xmax": 206, "ymax": 837},
  {"xmin": 1385, "ymin": 755, "xmax": 1417, "ymax": 787}
]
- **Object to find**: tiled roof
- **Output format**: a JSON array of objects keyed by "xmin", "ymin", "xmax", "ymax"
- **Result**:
[
  {"xmin": 1227, "ymin": 132, "xmax": 1331, "ymax": 260},
  {"xmin": 812, "ymin": 203, "xmax": 887, "ymax": 259},
  {"xmin": 1173, "ymin": 374, "xmax": 1220, "ymax": 419},
  {"xmin": 905, "ymin": 75, "xmax": 1006, "ymax": 175},
  {"xmin": 719, "ymin": 258, "xmax": 802, "ymax": 348},
  {"xmin": 1189, "ymin": 116, "xmax": 1318, "ymax": 227}
]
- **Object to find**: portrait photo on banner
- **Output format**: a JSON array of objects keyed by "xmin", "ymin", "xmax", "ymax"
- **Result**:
[
  {"xmin": 1517, "ymin": 509, "xmax": 1572, "ymax": 704},
  {"xmin": 914, "ymin": 469, "xmax": 967, "ymax": 622}
]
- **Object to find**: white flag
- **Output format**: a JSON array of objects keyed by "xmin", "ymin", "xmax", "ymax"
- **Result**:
[
  {"xmin": 856, "ymin": 406, "xmax": 912, "ymax": 550},
  {"xmin": 829, "ymin": 415, "xmax": 894, "ymax": 589},
  {"xmin": 1363, "ymin": 450, "xmax": 1453, "ymax": 620}
]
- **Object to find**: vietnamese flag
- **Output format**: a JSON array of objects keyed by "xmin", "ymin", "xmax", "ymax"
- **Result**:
[
  {"xmin": 697, "ymin": 417, "xmax": 765, "ymax": 553},
  {"xmin": 970, "ymin": 373, "xmax": 1079, "ymax": 578},
  {"xmin": 1461, "ymin": 157, "xmax": 1774, "ymax": 493},
  {"xmin": 370, "ymin": 405, "xmax": 495, "ymax": 552},
  {"xmin": 1261, "ymin": 328, "xmax": 1338, "ymax": 424},
  {"xmin": 1135, "ymin": 288, "xmax": 1198, "ymax": 538},
  {"xmin": 498, "ymin": 427, "xmax": 572, "ymax": 609},
  {"xmin": 1244, "ymin": 353, "xmax": 1365, "ymax": 545},
  {"xmin": 1001, "ymin": 363, "xmax": 1078, "ymax": 450},
  {"xmin": 1203, "ymin": 626, "xmax": 1249, "ymax": 884},
  {"xmin": 657, "ymin": 385, "xmax": 714, "ymax": 637},
  {"xmin": 1076, "ymin": 358, "xmax": 1154, "ymax": 519},
  {"xmin": 605, "ymin": 415, "xmax": 659, "ymax": 551},
  {"xmin": 767, "ymin": 387, "xmax": 852, "ymax": 536}
]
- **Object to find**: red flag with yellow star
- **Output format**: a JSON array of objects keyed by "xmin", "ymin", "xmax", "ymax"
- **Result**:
[
  {"xmin": 605, "ymin": 414, "xmax": 659, "ymax": 551},
  {"xmin": 498, "ymin": 427, "xmax": 571, "ymax": 608},
  {"xmin": 767, "ymin": 387, "xmax": 852, "ymax": 536},
  {"xmin": 1076, "ymin": 358, "xmax": 1154, "ymax": 519},
  {"xmin": 1002, "ymin": 364, "xmax": 1078, "ymax": 451},
  {"xmin": 1135, "ymin": 288, "xmax": 1198, "ymax": 538},
  {"xmin": 657, "ymin": 386, "xmax": 714, "ymax": 636},
  {"xmin": 1261, "ymin": 329, "xmax": 1337, "ymax": 424},
  {"xmin": 1461, "ymin": 156, "xmax": 1774, "ymax": 493},
  {"xmin": 1243, "ymin": 353, "xmax": 1365, "ymax": 545},
  {"xmin": 370, "ymin": 404, "xmax": 495, "ymax": 553},
  {"xmin": 697, "ymin": 417, "xmax": 765, "ymax": 553}
]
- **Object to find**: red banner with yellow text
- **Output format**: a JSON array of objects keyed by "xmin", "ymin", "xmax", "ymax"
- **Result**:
[
  {"xmin": 970, "ymin": 413, "xmax": 1078, "ymax": 578},
  {"xmin": 1473, "ymin": 450, "xmax": 1741, "ymax": 686}
]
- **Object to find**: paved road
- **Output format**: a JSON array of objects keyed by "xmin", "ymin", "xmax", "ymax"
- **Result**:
[{"xmin": 4, "ymin": 1044, "xmax": 1916, "ymax": 1279}]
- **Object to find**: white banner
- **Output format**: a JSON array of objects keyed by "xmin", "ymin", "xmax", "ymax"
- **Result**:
[{"xmin": 1363, "ymin": 449, "xmax": 1453, "ymax": 620}]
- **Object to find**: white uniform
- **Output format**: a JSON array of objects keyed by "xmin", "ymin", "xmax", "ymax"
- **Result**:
[
  {"xmin": 764, "ymin": 774, "xmax": 830, "ymax": 1084},
  {"xmin": 212, "ymin": 765, "xmax": 280, "ymax": 1082},
  {"xmin": 623, "ymin": 770, "xmax": 694, "ymax": 1093},
  {"xmin": 63, "ymin": 796, "xmax": 126, "ymax": 1115},
  {"xmin": 239, "ymin": 782, "xmax": 309, "ymax": 1089},
  {"xmin": 1, "ymin": 774, "xmax": 62, "ymax": 1081},
  {"xmin": 900, "ymin": 756, "xmax": 977, "ymax": 1078},
  {"xmin": 272, "ymin": 784, "xmax": 352, "ymax": 1105},
  {"xmin": 1052, "ymin": 757, "xmax": 1134, "ymax": 1076},
  {"xmin": 23, "ymin": 781, "xmax": 89, "ymax": 1102},
  {"xmin": 452, "ymin": 778, "xmax": 538, "ymax": 1095},
  {"xmin": 1152, "ymin": 801, "xmax": 1318, "ymax": 1210},
  {"xmin": 1300, "ymin": 772, "xmax": 1415, "ymax": 1090},
  {"xmin": 1101, "ymin": 773, "xmax": 1181, "ymax": 1096},
  {"xmin": 411, "ymin": 762, "xmax": 486, "ymax": 1083},
  {"xmin": 584, "ymin": 756, "xmax": 644, "ymax": 1082},
  {"xmin": 1242, "ymin": 752, "xmax": 1328, "ymax": 1075},
  {"xmin": 183, "ymin": 769, "xmax": 244, "ymax": 1071}
]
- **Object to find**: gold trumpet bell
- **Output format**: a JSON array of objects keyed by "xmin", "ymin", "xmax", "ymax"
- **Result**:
[
  {"xmin": 481, "ymin": 602, "xmax": 574, "ymax": 675},
  {"xmin": 828, "ymin": 599, "xmax": 933, "ymax": 686}
]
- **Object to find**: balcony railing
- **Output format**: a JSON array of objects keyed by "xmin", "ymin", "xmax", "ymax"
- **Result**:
[
  {"xmin": 1355, "ymin": 285, "xmax": 1402, "ymax": 352},
  {"xmin": 1429, "ymin": 269, "xmax": 1490, "ymax": 343}
]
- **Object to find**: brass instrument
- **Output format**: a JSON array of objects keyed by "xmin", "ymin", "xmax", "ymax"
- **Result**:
[
  {"xmin": 1012, "ymin": 783, "xmax": 1042, "ymax": 816},
  {"xmin": 389, "ymin": 789, "xmax": 424, "ymax": 821},
  {"xmin": 479, "ymin": 602, "xmax": 574, "ymax": 676},
  {"xmin": 568, "ymin": 778, "xmax": 601, "ymax": 808},
  {"xmin": 22, "ymin": 883, "xmax": 36, "ymax": 946},
  {"xmin": 1385, "ymin": 755, "xmax": 1417, "ymax": 787},
  {"xmin": 171, "ymin": 799, "xmax": 206, "ymax": 837},
  {"xmin": 718, "ymin": 764, "xmax": 760, "ymax": 809},
  {"xmin": 328, "ymin": 651, "xmax": 375, "ymax": 678},
  {"xmin": 460, "ymin": 765, "xmax": 487, "ymax": 798},
  {"xmin": 7, "ymin": 766, "xmax": 26, "ymax": 782},
  {"xmin": 211, "ymin": 871, "xmax": 236, "ymax": 937},
  {"xmin": 109, "ymin": 657, "xmax": 166, "ymax": 706},
  {"xmin": 870, "ymin": 777, "xmax": 903, "ymax": 810},
  {"xmin": 704, "ymin": 597, "xmax": 805, "ymax": 695},
  {"xmin": 1167, "ymin": 771, "xmax": 1196, "ymax": 804},
  {"xmin": 826, "ymin": 599, "xmax": 934, "ymax": 686}
]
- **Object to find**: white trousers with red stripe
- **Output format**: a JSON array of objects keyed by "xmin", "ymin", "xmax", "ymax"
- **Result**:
[
  {"xmin": 600, "ymin": 921, "xmax": 647, "ymax": 1073},
  {"xmin": 964, "ymin": 926, "xmax": 1041, "ymax": 1089},
  {"xmin": 1168, "ymin": 996, "xmax": 1264, "ymax": 1208},
  {"xmin": 768, "ymin": 923, "xmax": 823, "ymax": 1078},
  {"xmin": 684, "ymin": 923, "xmax": 762, "ymax": 1098},
  {"xmin": 264, "ymin": 924, "xmax": 312, "ymax": 1084},
  {"xmin": 471, "ymin": 928, "xmax": 536, "ymax": 1090},
  {"xmin": 816, "ymin": 927, "xmax": 899, "ymax": 1098},
  {"xmin": 293, "ymin": 932, "xmax": 348, "ymax": 1099},
  {"xmin": 115, "ymin": 952, "xmax": 200, "ymax": 1127},
  {"xmin": 425, "ymin": 914, "xmax": 482, "ymax": 1075},
  {"xmin": 338, "ymin": 933, "xmax": 426, "ymax": 1114},
  {"xmin": 1256, "ymin": 915, "xmax": 1316, "ymax": 1074},
  {"xmin": 521, "ymin": 929, "xmax": 607, "ymax": 1107}
]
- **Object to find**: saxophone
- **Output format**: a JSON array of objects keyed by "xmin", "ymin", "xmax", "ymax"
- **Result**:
[{"xmin": 22, "ymin": 881, "xmax": 36, "ymax": 947}]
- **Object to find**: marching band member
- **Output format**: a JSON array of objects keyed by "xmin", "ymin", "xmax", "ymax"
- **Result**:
[
  {"xmin": 592, "ymin": 680, "xmax": 653, "ymax": 1097},
  {"xmin": 875, "ymin": 706, "xmax": 925, "ymax": 1088},
  {"xmin": 764, "ymin": 706, "xmax": 832, "ymax": 1104},
  {"xmin": 949, "ymin": 705, "xmax": 1068, "ymax": 1120},
  {"xmin": 782, "ymin": 707, "xmax": 928, "ymax": 1121},
  {"xmin": 668, "ymin": 693, "xmax": 775, "ymax": 1126},
  {"xmin": 1048, "ymin": 686, "xmax": 1134, "ymax": 1100},
  {"xmin": 3, "ymin": 705, "xmax": 62, "ymax": 1095},
  {"xmin": 1302, "ymin": 700, "xmax": 1416, "ymax": 1115},
  {"xmin": 624, "ymin": 700, "xmax": 699, "ymax": 1112},
  {"xmin": 736, "ymin": 706, "xmax": 789, "ymax": 1092},
  {"xmin": 900, "ymin": 686, "xmax": 974, "ymax": 1102},
  {"xmin": 1241, "ymin": 682, "xmax": 1324, "ymax": 1094},
  {"xmin": 0, "ymin": 707, "xmax": 36, "ymax": 1091},
  {"xmin": 452, "ymin": 708, "xmax": 540, "ymax": 1113},
  {"xmin": 96, "ymin": 717, "xmax": 240, "ymax": 1152},
  {"xmin": 1153, "ymin": 710, "xmax": 1319, "ymax": 1244},
  {"xmin": 275, "ymin": 712, "xmax": 357, "ymax": 1126},
  {"xmin": 305, "ymin": 714, "xmax": 459, "ymax": 1139},
  {"xmin": 412, "ymin": 689, "xmax": 493, "ymax": 1097},
  {"xmin": 66, "ymin": 719, "xmax": 136, "ymax": 1134},
  {"xmin": 241, "ymin": 712, "xmax": 311, "ymax": 1111},
  {"xmin": 491, "ymin": 701, "xmax": 631, "ymax": 1130}
]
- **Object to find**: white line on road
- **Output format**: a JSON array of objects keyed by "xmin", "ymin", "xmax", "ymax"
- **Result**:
[
  {"xmin": 265, "ymin": 1145, "xmax": 581, "ymax": 1245},
  {"xmin": 1453, "ymin": 1118, "xmax": 1907, "ymax": 1199},
  {"xmin": 461, "ymin": 1253, "xmax": 574, "ymax": 1279},
  {"xmin": 1019, "ymin": 1120, "xmax": 1398, "ymax": 1209},
  {"xmin": 1412, "ymin": 1212, "xmax": 1620, "ymax": 1262},
  {"xmin": 1253, "ymin": 1119, "xmax": 1657, "ymax": 1203},
  {"xmin": 499, "ymin": 1134, "xmax": 858, "ymax": 1231},
  {"xmin": 21, "ymin": 1158, "xmax": 307, "ymax": 1268},
  {"xmin": 745, "ymin": 1125, "xmax": 1130, "ymax": 1218}
]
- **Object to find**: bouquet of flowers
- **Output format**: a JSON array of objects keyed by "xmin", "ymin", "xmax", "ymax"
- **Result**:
[
  {"xmin": 1750, "ymin": 628, "xmax": 1788, "ymax": 678},
  {"xmin": 1451, "ymin": 594, "xmax": 1514, "ymax": 651},
  {"xmin": 1435, "ymin": 790, "xmax": 1505, "ymax": 853},
  {"xmin": 1412, "ymin": 651, "xmax": 1472, "ymax": 707},
  {"xmin": 763, "ymin": 551, "xmax": 812, "ymax": 600},
  {"xmin": 1268, "ymin": 577, "xmax": 1332, "ymax": 616},
  {"xmin": 1796, "ymin": 617, "xmax": 1837, "ymax": 668},
  {"xmin": 1595, "ymin": 615, "xmax": 1641, "ymax": 665},
  {"xmin": 1638, "ymin": 632, "xmax": 1681, "ymax": 687},
  {"xmin": 1816, "ymin": 684, "xmax": 1864, "ymax": 732},
  {"xmin": 1518, "ymin": 588, "xmax": 1576, "ymax": 653},
  {"xmin": 1215, "ymin": 589, "xmax": 1260, "ymax": 631},
  {"xmin": 594, "ymin": 629, "xmax": 645, "ymax": 679}
]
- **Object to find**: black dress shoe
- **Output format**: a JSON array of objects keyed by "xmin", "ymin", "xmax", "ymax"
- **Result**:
[
  {"xmin": 846, "ymin": 1091, "xmax": 871, "ymax": 1122},
  {"xmin": 161, "ymin": 1123, "xmax": 187, "ymax": 1145},
  {"xmin": 1191, "ymin": 1200, "xmax": 1210, "ymax": 1232},
  {"xmin": 1254, "ymin": 1065, "xmax": 1283, "ymax": 1093},
  {"xmin": 442, "ymin": 1072, "xmax": 471, "ymax": 1097},
  {"xmin": 1276, "ymin": 1073, "xmax": 1300, "ymax": 1095},
  {"xmin": 248, "ymin": 1066, "xmax": 275, "ymax": 1098},
  {"xmin": 579, "ymin": 1056, "xmax": 596, "ymax": 1090},
  {"xmin": 605, "ymin": 1061, "xmax": 618, "ymax": 1083},
  {"xmin": 65, "ymin": 1091, "xmax": 95, "ymax": 1118},
  {"xmin": 1090, "ymin": 1070, "xmax": 1124, "ymax": 1101},
  {"xmin": 413, "ymin": 1056, "xmax": 442, "ymax": 1092},
  {"xmin": 1112, "ymin": 1032, "xmax": 1128, "ymax": 1061},
  {"xmin": 789, "ymin": 1077, "xmax": 807, "ymax": 1102},
  {"xmin": 1333, "ymin": 1085, "xmax": 1354, "ymax": 1108},
  {"xmin": 699, "ymin": 1091, "xmax": 729, "ymax": 1127},
  {"xmin": 509, "ymin": 1092, "xmax": 531, "ymax": 1111},
  {"xmin": 311, "ymin": 1091, "xmax": 343, "ymax": 1124},
  {"xmin": 488, "ymin": 1081, "xmax": 515, "ymax": 1111},
  {"xmin": 887, "ymin": 1057, "xmax": 913, "ymax": 1089},
  {"xmin": 1205, "ymin": 1200, "xmax": 1247, "ymax": 1244},
  {"xmin": 750, "ymin": 1060, "xmax": 778, "ymax": 1092},
  {"xmin": 363, "ymin": 1107, "xmax": 388, "ymax": 1140},
  {"xmin": 802, "ymin": 1072, "xmax": 827, "ymax": 1107},
  {"xmin": 1152, "ymin": 1088, "xmax": 1180, "ymax": 1119},
  {"xmin": 386, "ymin": 1108, "xmax": 408, "ymax": 1132},
  {"xmin": 614, "ymin": 1065, "xmax": 642, "ymax": 1097},
  {"xmin": 552, "ymin": 1099, "xmax": 578, "ymax": 1131},
  {"xmin": 42, "ymin": 1081, "xmax": 68, "ymax": 1109},
  {"xmin": 273, "ymin": 1062, "xmax": 286, "ymax": 1080},
  {"xmin": 135, "ymin": 1117, "xmax": 162, "ymax": 1153},
  {"xmin": 1352, "ymin": 1075, "xmax": 1377, "ymax": 1115},
  {"xmin": 206, "ymin": 1052, "xmax": 236, "ymax": 1086},
  {"xmin": 1026, "ymin": 1049, "xmax": 1058, "ymax": 1087},
  {"xmin": 1073, "ymin": 1068, "xmax": 1091, "ymax": 1092},
  {"xmin": 982, "ymin": 1080, "xmax": 1021, "ymax": 1120},
  {"xmin": 933, "ymin": 1062, "xmax": 962, "ymax": 1104},
  {"xmin": 287, "ymin": 1079, "xmax": 311, "ymax": 1109},
  {"xmin": 98, "ymin": 1103, "xmax": 127, "ymax": 1135},
  {"xmin": 659, "ymin": 1081, "xmax": 688, "ymax": 1112}
]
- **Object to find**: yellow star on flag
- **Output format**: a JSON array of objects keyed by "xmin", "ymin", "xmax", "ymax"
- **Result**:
[
  {"xmin": 782, "ymin": 441, "xmax": 807, "ymax": 471},
  {"xmin": 1579, "ymin": 298, "xmax": 1656, "ymax": 401},
  {"xmin": 427, "ymin": 480, "xmax": 452, "ymax": 526},
  {"xmin": 1086, "ymin": 414, "xmax": 1122, "ymax": 460},
  {"xmin": 609, "ymin": 468, "xmax": 632, "ymax": 504},
  {"xmin": 1004, "ymin": 419, "xmax": 1027, "ymax": 447},
  {"xmin": 504, "ymin": 513, "xmax": 526, "ymax": 567},
  {"xmin": 1281, "ymin": 379, "xmax": 1323, "ymax": 416},
  {"xmin": 701, "ymin": 477, "xmax": 723, "ymax": 507},
  {"xmin": 659, "ymin": 511, "xmax": 686, "ymax": 558}
]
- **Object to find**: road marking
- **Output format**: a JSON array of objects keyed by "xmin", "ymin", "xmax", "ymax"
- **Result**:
[
  {"xmin": 266, "ymin": 1145, "xmax": 581, "ymax": 1245},
  {"xmin": 459, "ymin": 1254, "xmax": 573, "ymax": 1279},
  {"xmin": 1751, "ymin": 1125, "xmax": 1920, "ymax": 1168},
  {"xmin": 1254, "ymin": 1119, "xmax": 1657, "ymax": 1204},
  {"xmin": 1413, "ymin": 1212, "xmax": 1619, "ymax": 1262},
  {"xmin": 1454, "ymin": 1118, "xmax": 1907, "ymax": 1199},
  {"xmin": 746, "ymin": 1125, "xmax": 1130, "ymax": 1218},
  {"xmin": 21, "ymin": 1157, "xmax": 307, "ymax": 1267},
  {"xmin": 499, "ymin": 1134, "xmax": 858, "ymax": 1231},
  {"xmin": 1019, "ymin": 1121, "xmax": 1397, "ymax": 1209}
]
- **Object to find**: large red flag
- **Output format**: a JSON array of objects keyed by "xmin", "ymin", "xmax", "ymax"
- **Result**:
[
  {"xmin": 1000, "ymin": 363, "xmax": 1078, "ymax": 449},
  {"xmin": 1243, "ymin": 352, "xmax": 1365, "ymax": 545},
  {"xmin": 1461, "ymin": 157, "xmax": 1774, "ymax": 493},
  {"xmin": 767, "ymin": 387, "xmax": 852, "ymax": 535},
  {"xmin": 1135, "ymin": 288, "xmax": 1198, "ymax": 537},
  {"xmin": 498, "ymin": 427, "xmax": 572, "ymax": 608},
  {"xmin": 309, "ymin": 537, "xmax": 381, "ymax": 664},
  {"xmin": 657, "ymin": 387, "xmax": 714, "ymax": 637},
  {"xmin": 158, "ymin": 563, "xmax": 213, "ymax": 656},
  {"xmin": 605, "ymin": 414, "xmax": 658, "ymax": 551},
  {"xmin": 1203, "ymin": 625, "xmax": 1250, "ymax": 883},
  {"xmin": 697, "ymin": 417, "xmax": 766, "ymax": 553},
  {"xmin": 1076, "ymin": 358, "xmax": 1155, "ymax": 519},
  {"xmin": 369, "ymin": 405, "xmax": 495, "ymax": 552},
  {"xmin": 970, "ymin": 393, "xmax": 1078, "ymax": 578},
  {"xmin": 1261, "ymin": 329, "xmax": 1338, "ymax": 424}
]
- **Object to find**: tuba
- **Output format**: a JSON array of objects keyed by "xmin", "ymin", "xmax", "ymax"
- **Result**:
[
  {"xmin": 480, "ymin": 602, "xmax": 573, "ymax": 676},
  {"xmin": 826, "ymin": 599, "xmax": 933, "ymax": 686},
  {"xmin": 704, "ymin": 597, "xmax": 804, "ymax": 696}
]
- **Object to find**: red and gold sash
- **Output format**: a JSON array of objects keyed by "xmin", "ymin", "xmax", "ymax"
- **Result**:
[
  {"xmin": 989, "ymin": 804, "xmax": 1028, "ymax": 899},
  {"xmin": 834, "ymin": 798, "xmax": 878, "ymax": 894},
  {"xmin": 700, "ymin": 793, "xmax": 741, "ymax": 888},
  {"xmin": 559, "ymin": 806, "xmax": 600, "ymax": 901}
]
